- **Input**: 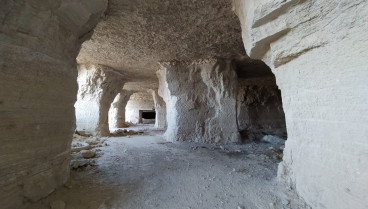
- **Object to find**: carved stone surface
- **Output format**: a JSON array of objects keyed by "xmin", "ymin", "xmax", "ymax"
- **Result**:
[
  {"xmin": 149, "ymin": 89, "xmax": 167, "ymax": 129},
  {"xmin": 237, "ymin": 77, "xmax": 286, "ymax": 141},
  {"xmin": 109, "ymin": 90, "xmax": 135, "ymax": 129},
  {"xmin": 157, "ymin": 59, "xmax": 240, "ymax": 143},
  {"xmin": 77, "ymin": 0, "xmax": 245, "ymax": 83},
  {"xmin": 125, "ymin": 92, "xmax": 155, "ymax": 124},
  {"xmin": 75, "ymin": 64, "xmax": 125, "ymax": 136},
  {"xmin": 234, "ymin": 0, "xmax": 368, "ymax": 208},
  {"xmin": 0, "ymin": 0, "xmax": 107, "ymax": 208}
]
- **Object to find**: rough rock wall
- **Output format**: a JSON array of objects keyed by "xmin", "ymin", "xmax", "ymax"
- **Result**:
[
  {"xmin": 237, "ymin": 77, "xmax": 286, "ymax": 141},
  {"xmin": 157, "ymin": 59, "xmax": 240, "ymax": 143},
  {"xmin": 108, "ymin": 90, "xmax": 135, "ymax": 129},
  {"xmin": 148, "ymin": 89, "xmax": 167, "ymax": 129},
  {"xmin": 75, "ymin": 64, "xmax": 125, "ymax": 136},
  {"xmin": 125, "ymin": 92, "xmax": 155, "ymax": 124},
  {"xmin": 0, "ymin": 1, "xmax": 107, "ymax": 208},
  {"xmin": 234, "ymin": 0, "xmax": 368, "ymax": 208}
]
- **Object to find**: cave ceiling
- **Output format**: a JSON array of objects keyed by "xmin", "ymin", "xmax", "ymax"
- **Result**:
[{"xmin": 77, "ymin": 0, "xmax": 246, "ymax": 86}]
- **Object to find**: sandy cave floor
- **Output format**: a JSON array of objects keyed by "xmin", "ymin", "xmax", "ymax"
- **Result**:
[{"xmin": 27, "ymin": 125, "xmax": 309, "ymax": 209}]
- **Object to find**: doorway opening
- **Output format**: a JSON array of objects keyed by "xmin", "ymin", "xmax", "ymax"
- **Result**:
[{"xmin": 139, "ymin": 110, "xmax": 156, "ymax": 124}]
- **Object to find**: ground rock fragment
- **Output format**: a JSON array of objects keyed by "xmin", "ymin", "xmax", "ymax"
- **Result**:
[
  {"xmin": 261, "ymin": 135, "xmax": 285, "ymax": 148},
  {"xmin": 81, "ymin": 150, "xmax": 96, "ymax": 158},
  {"xmin": 50, "ymin": 200, "xmax": 66, "ymax": 209}
]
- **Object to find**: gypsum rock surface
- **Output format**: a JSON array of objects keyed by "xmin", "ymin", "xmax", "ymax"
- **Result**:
[
  {"xmin": 237, "ymin": 77, "xmax": 286, "ymax": 141},
  {"xmin": 0, "ymin": 0, "xmax": 107, "ymax": 208},
  {"xmin": 125, "ymin": 92, "xmax": 155, "ymax": 124},
  {"xmin": 234, "ymin": 0, "xmax": 368, "ymax": 208},
  {"xmin": 148, "ymin": 89, "xmax": 167, "ymax": 129},
  {"xmin": 77, "ymin": 0, "xmax": 245, "ymax": 81},
  {"xmin": 75, "ymin": 64, "xmax": 125, "ymax": 136},
  {"xmin": 109, "ymin": 90, "xmax": 135, "ymax": 129},
  {"xmin": 157, "ymin": 58, "xmax": 240, "ymax": 144}
]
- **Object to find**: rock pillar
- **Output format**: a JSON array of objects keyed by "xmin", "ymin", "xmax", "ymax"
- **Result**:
[
  {"xmin": 148, "ymin": 89, "xmax": 167, "ymax": 129},
  {"xmin": 157, "ymin": 59, "xmax": 240, "ymax": 143},
  {"xmin": 234, "ymin": 0, "xmax": 368, "ymax": 208},
  {"xmin": 75, "ymin": 64, "xmax": 125, "ymax": 136},
  {"xmin": 0, "ymin": 1, "xmax": 107, "ymax": 208},
  {"xmin": 109, "ymin": 90, "xmax": 135, "ymax": 129}
]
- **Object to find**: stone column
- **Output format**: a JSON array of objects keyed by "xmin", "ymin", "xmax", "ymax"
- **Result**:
[
  {"xmin": 148, "ymin": 89, "xmax": 167, "ymax": 129},
  {"xmin": 234, "ymin": 1, "xmax": 368, "ymax": 208},
  {"xmin": 109, "ymin": 90, "xmax": 135, "ymax": 129},
  {"xmin": 0, "ymin": 1, "xmax": 107, "ymax": 208},
  {"xmin": 75, "ymin": 64, "xmax": 125, "ymax": 136},
  {"xmin": 157, "ymin": 58, "xmax": 240, "ymax": 143}
]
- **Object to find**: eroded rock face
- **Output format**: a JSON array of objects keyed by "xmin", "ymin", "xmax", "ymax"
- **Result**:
[
  {"xmin": 234, "ymin": 0, "xmax": 368, "ymax": 208},
  {"xmin": 109, "ymin": 90, "xmax": 135, "ymax": 129},
  {"xmin": 148, "ymin": 89, "xmax": 167, "ymax": 129},
  {"xmin": 125, "ymin": 92, "xmax": 155, "ymax": 124},
  {"xmin": 237, "ymin": 77, "xmax": 286, "ymax": 141},
  {"xmin": 157, "ymin": 58, "xmax": 240, "ymax": 143},
  {"xmin": 75, "ymin": 64, "xmax": 125, "ymax": 136},
  {"xmin": 0, "ymin": 0, "xmax": 107, "ymax": 208}
]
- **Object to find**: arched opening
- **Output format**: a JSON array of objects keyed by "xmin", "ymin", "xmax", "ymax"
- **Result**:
[
  {"xmin": 125, "ymin": 92, "xmax": 155, "ymax": 125},
  {"xmin": 235, "ymin": 58, "xmax": 287, "ymax": 144},
  {"xmin": 139, "ymin": 110, "xmax": 156, "ymax": 124}
]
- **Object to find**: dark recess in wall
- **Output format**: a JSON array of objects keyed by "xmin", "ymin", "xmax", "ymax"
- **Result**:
[
  {"xmin": 142, "ymin": 111, "xmax": 156, "ymax": 119},
  {"xmin": 235, "ymin": 57, "xmax": 287, "ymax": 142}
]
